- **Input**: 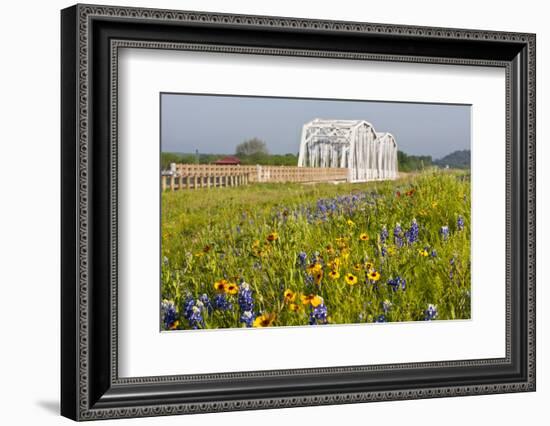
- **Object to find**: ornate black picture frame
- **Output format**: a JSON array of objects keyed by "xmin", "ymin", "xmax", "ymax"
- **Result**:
[{"xmin": 61, "ymin": 4, "xmax": 536, "ymax": 421}]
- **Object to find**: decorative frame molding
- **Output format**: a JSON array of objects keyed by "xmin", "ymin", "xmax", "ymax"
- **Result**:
[{"xmin": 61, "ymin": 4, "xmax": 535, "ymax": 421}]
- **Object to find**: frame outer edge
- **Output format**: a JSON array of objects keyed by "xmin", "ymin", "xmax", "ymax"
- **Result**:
[
  {"xmin": 61, "ymin": 4, "xmax": 80, "ymax": 422},
  {"xmin": 77, "ymin": 2, "xmax": 90, "ymax": 420},
  {"xmin": 527, "ymin": 33, "xmax": 536, "ymax": 390},
  {"xmin": 66, "ymin": 4, "xmax": 536, "ymax": 421}
]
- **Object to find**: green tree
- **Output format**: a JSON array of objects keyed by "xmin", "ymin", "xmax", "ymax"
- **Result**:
[
  {"xmin": 161, "ymin": 153, "xmax": 182, "ymax": 169},
  {"xmin": 235, "ymin": 138, "xmax": 269, "ymax": 157},
  {"xmin": 397, "ymin": 150, "xmax": 433, "ymax": 172}
]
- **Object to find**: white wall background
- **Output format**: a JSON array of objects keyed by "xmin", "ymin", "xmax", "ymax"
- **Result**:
[{"xmin": 0, "ymin": 0, "xmax": 546, "ymax": 424}]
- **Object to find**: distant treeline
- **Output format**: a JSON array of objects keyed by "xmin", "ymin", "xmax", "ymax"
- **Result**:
[
  {"xmin": 160, "ymin": 152, "xmax": 298, "ymax": 169},
  {"xmin": 397, "ymin": 151, "xmax": 433, "ymax": 173},
  {"xmin": 161, "ymin": 148, "xmax": 470, "ymax": 171},
  {"xmin": 397, "ymin": 150, "xmax": 471, "ymax": 171}
]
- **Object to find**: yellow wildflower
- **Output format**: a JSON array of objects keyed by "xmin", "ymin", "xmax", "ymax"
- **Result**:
[
  {"xmin": 345, "ymin": 273, "xmax": 358, "ymax": 286},
  {"xmin": 301, "ymin": 294, "xmax": 316, "ymax": 305},
  {"xmin": 267, "ymin": 232, "xmax": 279, "ymax": 242},
  {"xmin": 306, "ymin": 263, "xmax": 323, "ymax": 274},
  {"xmin": 327, "ymin": 258, "xmax": 341, "ymax": 271},
  {"xmin": 289, "ymin": 303, "xmax": 301, "ymax": 312},
  {"xmin": 328, "ymin": 270, "xmax": 340, "ymax": 280},
  {"xmin": 283, "ymin": 289, "xmax": 296, "ymax": 303},
  {"xmin": 368, "ymin": 271, "xmax": 381, "ymax": 281},
  {"xmin": 214, "ymin": 279, "xmax": 228, "ymax": 292},
  {"xmin": 314, "ymin": 270, "xmax": 323, "ymax": 285},
  {"xmin": 253, "ymin": 313, "xmax": 276, "ymax": 327},
  {"xmin": 225, "ymin": 282, "xmax": 238, "ymax": 295},
  {"xmin": 311, "ymin": 295, "xmax": 323, "ymax": 308}
]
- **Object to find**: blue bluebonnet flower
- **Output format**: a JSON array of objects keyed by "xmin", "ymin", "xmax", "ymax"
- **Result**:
[
  {"xmin": 440, "ymin": 225, "xmax": 450, "ymax": 240},
  {"xmin": 187, "ymin": 306, "xmax": 204, "ymax": 329},
  {"xmin": 457, "ymin": 215, "xmax": 465, "ymax": 231},
  {"xmin": 375, "ymin": 314, "xmax": 387, "ymax": 323},
  {"xmin": 198, "ymin": 294, "xmax": 213, "ymax": 314},
  {"xmin": 382, "ymin": 299, "xmax": 392, "ymax": 314},
  {"xmin": 431, "ymin": 249, "xmax": 437, "ymax": 258},
  {"xmin": 240, "ymin": 310, "xmax": 255, "ymax": 327},
  {"xmin": 237, "ymin": 281, "xmax": 255, "ymax": 327},
  {"xmin": 381, "ymin": 246, "xmax": 387, "ymax": 257},
  {"xmin": 424, "ymin": 304, "xmax": 438, "ymax": 321},
  {"xmin": 238, "ymin": 282, "xmax": 254, "ymax": 312},
  {"xmin": 387, "ymin": 276, "xmax": 406, "ymax": 292},
  {"xmin": 309, "ymin": 302, "xmax": 328, "ymax": 325},
  {"xmin": 297, "ymin": 251, "xmax": 308, "ymax": 268},
  {"xmin": 405, "ymin": 218, "xmax": 419, "ymax": 244},
  {"xmin": 380, "ymin": 226, "xmax": 389, "ymax": 244},
  {"xmin": 182, "ymin": 296, "xmax": 205, "ymax": 329},
  {"xmin": 161, "ymin": 299, "xmax": 177, "ymax": 330},
  {"xmin": 213, "ymin": 294, "xmax": 232, "ymax": 311},
  {"xmin": 272, "ymin": 192, "xmax": 375, "ymax": 224},
  {"xmin": 162, "ymin": 256, "xmax": 169, "ymax": 266},
  {"xmin": 394, "ymin": 223, "xmax": 403, "ymax": 248}
]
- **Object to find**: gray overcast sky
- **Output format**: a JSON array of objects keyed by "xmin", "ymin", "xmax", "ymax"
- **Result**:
[{"xmin": 161, "ymin": 93, "xmax": 470, "ymax": 160}]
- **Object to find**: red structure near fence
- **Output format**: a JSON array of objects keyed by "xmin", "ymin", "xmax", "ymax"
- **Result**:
[{"xmin": 213, "ymin": 156, "xmax": 241, "ymax": 165}]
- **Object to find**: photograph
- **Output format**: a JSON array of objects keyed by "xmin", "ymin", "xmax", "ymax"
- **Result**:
[{"xmin": 160, "ymin": 93, "xmax": 472, "ymax": 331}]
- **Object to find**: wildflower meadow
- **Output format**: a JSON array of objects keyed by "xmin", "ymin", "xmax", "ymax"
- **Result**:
[{"xmin": 161, "ymin": 170, "xmax": 471, "ymax": 330}]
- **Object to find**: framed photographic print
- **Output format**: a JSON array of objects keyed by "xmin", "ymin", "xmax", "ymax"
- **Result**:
[{"xmin": 61, "ymin": 4, "xmax": 536, "ymax": 421}]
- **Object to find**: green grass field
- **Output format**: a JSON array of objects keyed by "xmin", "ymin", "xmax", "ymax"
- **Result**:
[{"xmin": 161, "ymin": 170, "xmax": 471, "ymax": 330}]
